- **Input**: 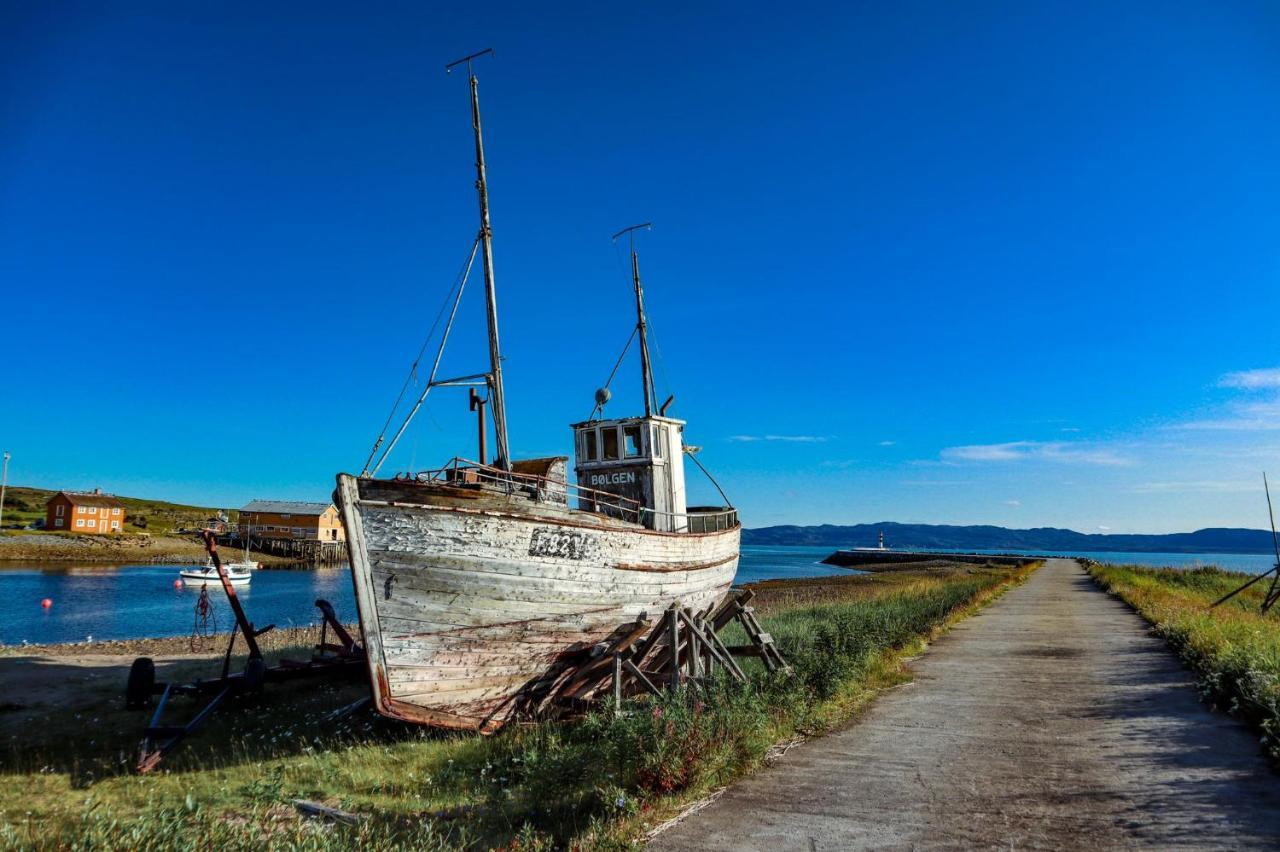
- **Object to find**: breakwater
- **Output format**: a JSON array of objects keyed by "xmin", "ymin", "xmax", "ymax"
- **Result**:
[{"xmin": 823, "ymin": 549, "xmax": 1042, "ymax": 569}]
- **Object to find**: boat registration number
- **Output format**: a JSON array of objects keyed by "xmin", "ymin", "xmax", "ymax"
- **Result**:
[{"xmin": 528, "ymin": 528, "xmax": 598, "ymax": 560}]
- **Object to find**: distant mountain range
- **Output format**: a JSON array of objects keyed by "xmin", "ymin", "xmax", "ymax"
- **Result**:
[{"xmin": 741, "ymin": 522, "xmax": 1279, "ymax": 554}]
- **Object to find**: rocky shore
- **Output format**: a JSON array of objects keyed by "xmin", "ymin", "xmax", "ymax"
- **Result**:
[{"xmin": 0, "ymin": 532, "xmax": 288, "ymax": 565}]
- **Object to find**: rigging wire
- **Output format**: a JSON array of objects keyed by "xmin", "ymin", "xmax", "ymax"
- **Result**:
[
  {"xmin": 588, "ymin": 326, "xmax": 639, "ymax": 420},
  {"xmin": 644, "ymin": 310, "xmax": 674, "ymax": 408},
  {"xmin": 361, "ymin": 236, "xmax": 484, "ymax": 476},
  {"xmin": 606, "ymin": 234, "xmax": 675, "ymax": 413},
  {"xmin": 684, "ymin": 447, "xmax": 734, "ymax": 510},
  {"xmin": 367, "ymin": 235, "xmax": 482, "ymax": 476}
]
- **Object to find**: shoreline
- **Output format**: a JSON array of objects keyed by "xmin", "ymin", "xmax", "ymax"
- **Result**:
[
  {"xmin": 0, "ymin": 532, "xmax": 295, "ymax": 566},
  {"xmin": 0, "ymin": 624, "xmax": 330, "ymax": 658}
]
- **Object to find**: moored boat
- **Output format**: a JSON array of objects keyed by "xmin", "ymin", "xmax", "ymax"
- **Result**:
[
  {"xmin": 335, "ymin": 52, "xmax": 740, "ymax": 733},
  {"xmin": 180, "ymin": 562, "xmax": 252, "ymax": 586}
]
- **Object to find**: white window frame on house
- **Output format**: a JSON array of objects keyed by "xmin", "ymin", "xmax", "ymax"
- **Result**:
[
  {"xmin": 76, "ymin": 519, "xmax": 84, "ymax": 528},
  {"xmin": 112, "ymin": 508, "xmax": 121, "ymax": 515},
  {"xmin": 77, "ymin": 506, "xmax": 85, "ymax": 514},
  {"xmin": 111, "ymin": 520, "xmax": 120, "ymax": 529},
  {"xmin": 87, "ymin": 519, "xmax": 95, "ymax": 528},
  {"xmin": 55, "ymin": 505, "xmax": 64, "ymax": 517},
  {"xmin": 54, "ymin": 518, "xmax": 64, "ymax": 528}
]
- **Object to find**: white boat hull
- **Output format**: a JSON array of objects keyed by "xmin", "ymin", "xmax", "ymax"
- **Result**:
[
  {"xmin": 337, "ymin": 474, "xmax": 739, "ymax": 732},
  {"xmin": 180, "ymin": 568, "xmax": 251, "ymax": 586}
]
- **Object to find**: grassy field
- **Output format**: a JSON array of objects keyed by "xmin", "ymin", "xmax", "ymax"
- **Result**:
[
  {"xmin": 1088, "ymin": 562, "xmax": 1280, "ymax": 758},
  {"xmin": 0, "ymin": 562, "xmax": 1037, "ymax": 850},
  {"xmin": 0, "ymin": 485, "xmax": 225, "ymax": 536}
]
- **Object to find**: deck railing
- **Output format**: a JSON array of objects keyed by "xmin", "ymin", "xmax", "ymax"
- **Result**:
[{"xmin": 398, "ymin": 458, "xmax": 738, "ymax": 533}]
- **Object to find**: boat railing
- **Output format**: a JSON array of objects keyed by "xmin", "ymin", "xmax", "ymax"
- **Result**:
[
  {"xmin": 640, "ymin": 505, "xmax": 740, "ymax": 533},
  {"xmin": 401, "ymin": 460, "xmax": 738, "ymax": 532},
  {"xmin": 405, "ymin": 457, "xmax": 646, "ymax": 523}
]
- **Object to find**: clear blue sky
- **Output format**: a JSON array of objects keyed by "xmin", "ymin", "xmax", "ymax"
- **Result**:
[{"xmin": 3, "ymin": 1, "xmax": 1279, "ymax": 534}]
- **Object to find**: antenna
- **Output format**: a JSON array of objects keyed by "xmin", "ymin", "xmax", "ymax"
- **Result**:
[
  {"xmin": 445, "ymin": 48, "xmax": 494, "ymax": 74},
  {"xmin": 1210, "ymin": 471, "xmax": 1280, "ymax": 613},
  {"xmin": 1263, "ymin": 473, "xmax": 1280, "ymax": 611},
  {"xmin": 612, "ymin": 223, "xmax": 656, "ymax": 417}
]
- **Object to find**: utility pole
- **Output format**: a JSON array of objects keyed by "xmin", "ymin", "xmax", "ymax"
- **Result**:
[{"xmin": 0, "ymin": 452, "xmax": 9, "ymax": 531}]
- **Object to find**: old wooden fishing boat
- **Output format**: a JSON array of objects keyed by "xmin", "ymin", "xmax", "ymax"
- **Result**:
[{"xmin": 335, "ymin": 51, "xmax": 739, "ymax": 733}]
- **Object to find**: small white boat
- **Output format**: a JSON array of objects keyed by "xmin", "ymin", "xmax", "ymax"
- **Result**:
[
  {"xmin": 180, "ymin": 563, "xmax": 251, "ymax": 586},
  {"xmin": 224, "ymin": 559, "xmax": 262, "ymax": 572}
]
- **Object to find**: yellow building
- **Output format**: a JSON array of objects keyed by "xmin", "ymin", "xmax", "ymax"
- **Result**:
[{"xmin": 238, "ymin": 500, "xmax": 345, "ymax": 542}]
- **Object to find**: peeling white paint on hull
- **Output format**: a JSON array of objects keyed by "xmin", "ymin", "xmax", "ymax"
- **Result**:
[{"xmin": 337, "ymin": 474, "xmax": 740, "ymax": 732}]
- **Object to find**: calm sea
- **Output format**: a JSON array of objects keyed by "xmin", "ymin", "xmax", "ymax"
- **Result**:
[{"xmin": 0, "ymin": 546, "xmax": 1273, "ymax": 646}]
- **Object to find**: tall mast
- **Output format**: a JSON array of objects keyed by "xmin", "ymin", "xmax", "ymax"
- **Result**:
[
  {"xmin": 614, "ymin": 223, "xmax": 656, "ymax": 416},
  {"xmin": 449, "ymin": 48, "xmax": 511, "ymax": 470}
]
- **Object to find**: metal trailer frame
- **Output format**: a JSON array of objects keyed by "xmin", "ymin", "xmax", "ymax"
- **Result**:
[{"xmin": 127, "ymin": 530, "xmax": 365, "ymax": 773}]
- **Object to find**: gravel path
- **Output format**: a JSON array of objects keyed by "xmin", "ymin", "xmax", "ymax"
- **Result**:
[{"xmin": 649, "ymin": 558, "xmax": 1280, "ymax": 850}]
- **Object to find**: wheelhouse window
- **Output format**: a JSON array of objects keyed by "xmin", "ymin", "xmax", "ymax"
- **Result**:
[
  {"xmin": 623, "ymin": 425, "xmax": 642, "ymax": 458},
  {"xmin": 602, "ymin": 427, "xmax": 620, "ymax": 460},
  {"xmin": 582, "ymin": 429, "xmax": 598, "ymax": 461}
]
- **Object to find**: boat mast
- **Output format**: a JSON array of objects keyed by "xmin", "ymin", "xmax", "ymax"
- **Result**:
[
  {"xmin": 448, "ymin": 48, "xmax": 511, "ymax": 470},
  {"xmin": 613, "ymin": 223, "xmax": 656, "ymax": 416}
]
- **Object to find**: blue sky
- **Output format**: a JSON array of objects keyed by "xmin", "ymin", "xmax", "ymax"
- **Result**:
[{"xmin": 2, "ymin": 1, "xmax": 1279, "ymax": 534}]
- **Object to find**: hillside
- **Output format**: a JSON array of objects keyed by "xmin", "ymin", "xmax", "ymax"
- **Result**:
[
  {"xmin": 0, "ymin": 486, "xmax": 224, "ymax": 536},
  {"xmin": 742, "ymin": 522, "xmax": 1278, "ymax": 554}
]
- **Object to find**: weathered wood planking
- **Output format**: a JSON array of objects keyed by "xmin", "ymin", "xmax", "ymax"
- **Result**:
[{"xmin": 336, "ymin": 473, "xmax": 739, "ymax": 732}]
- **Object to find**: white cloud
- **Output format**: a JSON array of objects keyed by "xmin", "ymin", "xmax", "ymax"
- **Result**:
[
  {"xmin": 1098, "ymin": 525, "xmax": 1111, "ymax": 531},
  {"xmin": 1004, "ymin": 499, "xmax": 1021, "ymax": 507},
  {"xmin": 878, "ymin": 440, "xmax": 896, "ymax": 447},
  {"xmin": 730, "ymin": 434, "xmax": 829, "ymax": 443},
  {"xmin": 1180, "ymin": 400, "xmax": 1280, "ymax": 431},
  {"xmin": 1130, "ymin": 480, "xmax": 1259, "ymax": 494},
  {"xmin": 940, "ymin": 440, "xmax": 1130, "ymax": 466},
  {"xmin": 1220, "ymin": 368, "xmax": 1280, "ymax": 390}
]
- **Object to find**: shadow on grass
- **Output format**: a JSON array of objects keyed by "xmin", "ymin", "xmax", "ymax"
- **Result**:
[{"xmin": 0, "ymin": 648, "xmax": 454, "ymax": 788}]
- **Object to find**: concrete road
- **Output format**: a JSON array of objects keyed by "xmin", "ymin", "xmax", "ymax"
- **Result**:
[{"xmin": 649, "ymin": 559, "xmax": 1280, "ymax": 850}]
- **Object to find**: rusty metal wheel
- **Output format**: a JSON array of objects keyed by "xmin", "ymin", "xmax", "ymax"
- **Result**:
[{"xmin": 125, "ymin": 657, "xmax": 155, "ymax": 709}]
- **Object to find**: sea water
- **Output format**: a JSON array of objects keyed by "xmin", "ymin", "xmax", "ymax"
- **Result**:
[{"xmin": 0, "ymin": 547, "xmax": 1273, "ymax": 646}]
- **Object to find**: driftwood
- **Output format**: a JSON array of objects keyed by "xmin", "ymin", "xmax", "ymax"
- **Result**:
[{"xmin": 293, "ymin": 800, "xmax": 363, "ymax": 825}]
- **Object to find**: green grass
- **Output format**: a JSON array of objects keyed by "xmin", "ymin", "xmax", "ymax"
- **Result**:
[
  {"xmin": 0, "ymin": 485, "xmax": 227, "ymax": 536},
  {"xmin": 0, "ymin": 564, "xmax": 1037, "ymax": 850},
  {"xmin": 1088, "ymin": 562, "xmax": 1280, "ymax": 757}
]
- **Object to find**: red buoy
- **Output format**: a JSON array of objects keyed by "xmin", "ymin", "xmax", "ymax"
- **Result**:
[
  {"xmin": 40, "ymin": 598, "xmax": 52, "ymax": 609},
  {"xmin": 173, "ymin": 580, "xmax": 183, "ymax": 589}
]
